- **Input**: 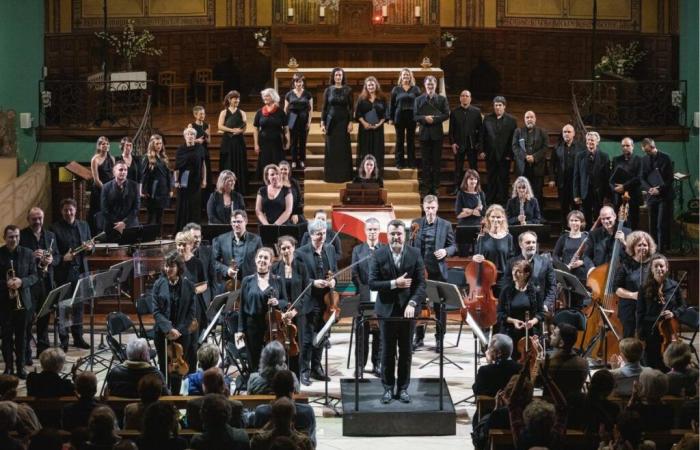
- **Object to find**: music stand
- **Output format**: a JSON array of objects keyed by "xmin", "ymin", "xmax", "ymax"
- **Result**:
[
  {"xmin": 554, "ymin": 268, "xmax": 590, "ymax": 306},
  {"xmin": 419, "ymin": 280, "xmax": 465, "ymax": 370},
  {"xmin": 37, "ymin": 282, "xmax": 72, "ymax": 348},
  {"xmin": 119, "ymin": 224, "xmax": 159, "ymax": 245},
  {"xmin": 109, "ymin": 259, "xmax": 134, "ymax": 313},
  {"xmin": 201, "ymin": 224, "xmax": 231, "ymax": 244},
  {"xmin": 312, "ymin": 311, "xmax": 341, "ymax": 416},
  {"xmin": 88, "ymin": 267, "xmax": 121, "ymax": 371},
  {"xmin": 258, "ymin": 224, "xmax": 305, "ymax": 252},
  {"xmin": 199, "ymin": 291, "xmax": 235, "ymax": 345},
  {"xmin": 455, "ymin": 226, "xmax": 481, "ymax": 256}
]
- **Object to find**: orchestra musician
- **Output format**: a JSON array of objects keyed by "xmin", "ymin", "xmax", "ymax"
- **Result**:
[
  {"xmin": 0, "ymin": 225, "xmax": 38, "ymax": 378},
  {"xmin": 448, "ymin": 90, "xmax": 482, "ymax": 194},
  {"xmin": 511, "ymin": 110, "xmax": 548, "ymax": 204},
  {"xmin": 353, "ymin": 154, "xmax": 384, "ymax": 188},
  {"xmin": 573, "ymin": 131, "xmax": 611, "ymax": 227},
  {"xmin": 183, "ymin": 222, "xmax": 219, "ymax": 299},
  {"xmin": 585, "ymin": 205, "xmax": 631, "ymax": 268},
  {"xmin": 640, "ymin": 138, "xmax": 675, "ymax": 252},
  {"xmin": 471, "ymin": 204, "xmax": 516, "ymax": 297},
  {"xmin": 300, "ymin": 210, "xmax": 342, "ymax": 257},
  {"xmin": 409, "ymin": 195, "xmax": 456, "ymax": 352},
  {"xmin": 481, "ymin": 96, "xmax": 518, "ymax": 206},
  {"xmin": 369, "ymin": 219, "xmax": 426, "ymax": 404},
  {"xmin": 549, "ymin": 124, "xmax": 585, "ymax": 222},
  {"xmin": 351, "ymin": 218, "xmax": 384, "ymax": 378},
  {"xmin": 637, "ymin": 253, "xmax": 686, "ymax": 370},
  {"xmin": 20, "ymin": 207, "xmax": 59, "ymax": 361},
  {"xmin": 614, "ymin": 231, "xmax": 657, "ymax": 338},
  {"xmin": 212, "ymin": 209, "xmax": 263, "ymax": 283},
  {"xmin": 50, "ymin": 198, "xmax": 93, "ymax": 351},
  {"xmin": 294, "ymin": 219, "xmax": 338, "ymax": 386},
  {"xmin": 413, "ymin": 75, "xmax": 449, "ymax": 196},
  {"xmin": 505, "ymin": 177, "xmax": 542, "ymax": 225},
  {"xmin": 503, "ymin": 231, "xmax": 557, "ymax": 312},
  {"xmin": 609, "ymin": 137, "xmax": 642, "ymax": 230},
  {"xmin": 100, "ymin": 160, "xmax": 140, "ymax": 242},
  {"xmin": 235, "ymin": 247, "xmax": 288, "ymax": 372},
  {"xmin": 552, "ymin": 210, "xmax": 593, "ymax": 308}
]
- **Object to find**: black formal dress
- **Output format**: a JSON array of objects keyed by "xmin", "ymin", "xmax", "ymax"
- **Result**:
[
  {"xmin": 175, "ymin": 143, "xmax": 206, "ymax": 231},
  {"xmin": 551, "ymin": 140, "xmax": 585, "ymax": 221},
  {"xmin": 614, "ymin": 256, "xmax": 649, "ymax": 338},
  {"xmin": 355, "ymin": 97, "xmax": 388, "ymax": 173},
  {"xmin": 351, "ymin": 242, "xmax": 384, "ymax": 373},
  {"xmin": 89, "ymin": 156, "xmax": 114, "ymax": 233},
  {"xmin": 141, "ymin": 157, "xmax": 171, "ymax": 227},
  {"xmin": 414, "ymin": 93, "xmax": 450, "ymax": 194},
  {"xmin": 455, "ymin": 191, "xmax": 487, "ymax": 226},
  {"xmin": 503, "ymin": 254, "xmax": 557, "ymax": 312},
  {"xmin": 206, "ymin": 191, "xmax": 245, "ymax": 224},
  {"xmin": 183, "ymin": 255, "xmax": 208, "ymax": 370},
  {"xmin": 641, "ymin": 150, "xmax": 674, "ymax": 252},
  {"xmin": 220, "ymin": 107, "xmax": 248, "ymax": 195},
  {"xmin": 212, "ymin": 231, "xmax": 263, "ymax": 282},
  {"xmin": 100, "ymin": 178, "xmax": 140, "ymax": 242},
  {"xmin": 285, "ymin": 89, "xmax": 312, "ymax": 165},
  {"xmin": 609, "ymin": 154, "xmax": 642, "ymax": 230},
  {"xmin": 573, "ymin": 149, "xmax": 611, "ymax": 226},
  {"xmin": 287, "ymin": 177, "xmax": 305, "ymax": 223},
  {"xmin": 449, "ymin": 104, "xmax": 482, "ymax": 186},
  {"xmin": 497, "ymin": 283, "xmax": 543, "ymax": 360},
  {"xmin": 238, "ymin": 274, "xmax": 287, "ymax": 371},
  {"xmin": 478, "ymin": 233, "xmax": 516, "ymax": 297},
  {"xmin": 190, "ymin": 121, "xmax": 212, "ymax": 191},
  {"xmin": 505, "ymin": 197, "xmax": 542, "ymax": 225},
  {"xmin": 369, "ymin": 245, "xmax": 426, "ymax": 392},
  {"xmin": 321, "ymin": 85, "xmax": 353, "ymax": 182},
  {"xmin": 258, "ymin": 185, "xmax": 291, "ymax": 225},
  {"xmin": 481, "ymin": 113, "xmax": 517, "ymax": 205},
  {"xmin": 254, "ymin": 106, "xmax": 287, "ymax": 178},
  {"xmin": 389, "ymin": 85, "xmax": 422, "ymax": 168},
  {"xmin": 512, "ymin": 126, "xmax": 548, "ymax": 204},
  {"xmin": 552, "ymin": 232, "xmax": 593, "ymax": 308}
]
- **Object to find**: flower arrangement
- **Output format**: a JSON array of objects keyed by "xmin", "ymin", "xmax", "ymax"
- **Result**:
[
  {"xmin": 254, "ymin": 29, "xmax": 270, "ymax": 47},
  {"xmin": 96, "ymin": 20, "xmax": 162, "ymax": 71},
  {"xmin": 441, "ymin": 32, "xmax": 456, "ymax": 43},
  {"xmin": 594, "ymin": 41, "xmax": 646, "ymax": 78}
]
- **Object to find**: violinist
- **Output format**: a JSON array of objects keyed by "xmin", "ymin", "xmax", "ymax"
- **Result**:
[
  {"xmin": 503, "ymin": 231, "xmax": 557, "ymax": 312},
  {"xmin": 300, "ymin": 210, "xmax": 342, "ymax": 257},
  {"xmin": 505, "ymin": 177, "xmax": 542, "ymax": 225},
  {"xmin": 235, "ymin": 247, "xmax": 287, "ymax": 372},
  {"xmin": 497, "ymin": 260, "xmax": 543, "ymax": 360},
  {"xmin": 294, "ymin": 219, "xmax": 338, "ymax": 386},
  {"xmin": 614, "ymin": 231, "xmax": 656, "ymax": 338},
  {"xmin": 213, "ymin": 209, "xmax": 263, "ymax": 282},
  {"xmin": 636, "ymin": 254, "xmax": 686, "ymax": 370},
  {"xmin": 183, "ymin": 223, "xmax": 219, "ymax": 298},
  {"xmin": 152, "ymin": 252, "xmax": 196, "ymax": 392},
  {"xmin": 585, "ymin": 205, "xmax": 630, "ymax": 268},
  {"xmin": 271, "ymin": 235, "xmax": 309, "ymax": 379},
  {"xmin": 472, "ymin": 204, "xmax": 515, "ymax": 298},
  {"xmin": 409, "ymin": 195, "xmax": 456, "ymax": 352},
  {"xmin": 552, "ymin": 210, "xmax": 593, "ymax": 308}
]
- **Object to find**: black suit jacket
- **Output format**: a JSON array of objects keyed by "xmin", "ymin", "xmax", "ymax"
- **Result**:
[
  {"xmin": 551, "ymin": 140, "xmax": 585, "ymax": 189},
  {"xmin": 50, "ymin": 219, "xmax": 92, "ymax": 284},
  {"xmin": 369, "ymin": 245, "xmax": 426, "ymax": 318},
  {"xmin": 150, "ymin": 275, "xmax": 196, "ymax": 336},
  {"xmin": 195, "ymin": 244, "xmax": 219, "ymax": 301},
  {"xmin": 448, "ymin": 105, "xmax": 482, "ymax": 151},
  {"xmin": 206, "ymin": 191, "xmax": 246, "ymax": 224},
  {"xmin": 300, "ymin": 228, "xmax": 342, "ymax": 257},
  {"xmin": 472, "ymin": 359, "xmax": 522, "ymax": 396},
  {"xmin": 212, "ymin": 231, "xmax": 262, "ymax": 280},
  {"xmin": 0, "ymin": 245, "xmax": 38, "ymax": 310},
  {"xmin": 100, "ymin": 178, "xmax": 140, "ymax": 229},
  {"xmin": 609, "ymin": 154, "xmax": 642, "ymax": 200},
  {"xmin": 271, "ymin": 259, "xmax": 311, "ymax": 315},
  {"xmin": 573, "ymin": 149, "xmax": 611, "ymax": 200},
  {"xmin": 409, "ymin": 217, "xmax": 456, "ymax": 281},
  {"xmin": 585, "ymin": 225, "xmax": 631, "ymax": 267},
  {"xmin": 503, "ymin": 253, "xmax": 557, "ymax": 310},
  {"xmin": 20, "ymin": 227, "xmax": 59, "ymax": 289},
  {"xmin": 641, "ymin": 151, "xmax": 674, "ymax": 202},
  {"xmin": 481, "ymin": 113, "xmax": 518, "ymax": 163},
  {"xmin": 351, "ymin": 242, "xmax": 385, "ymax": 303},
  {"xmin": 512, "ymin": 126, "xmax": 548, "ymax": 177},
  {"xmin": 413, "ymin": 93, "xmax": 449, "ymax": 141},
  {"xmin": 295, "ymin": 244, "xmax": 338, "ymax": 303}
]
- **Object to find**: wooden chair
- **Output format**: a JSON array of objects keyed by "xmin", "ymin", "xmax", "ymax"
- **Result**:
[
  {"xmin": 158, "ymin": 70, "xmax": 188, "ymax": 111},
  {"xmin": 194, "ymin": 68, "xmax": 224, "ymax": 105}
]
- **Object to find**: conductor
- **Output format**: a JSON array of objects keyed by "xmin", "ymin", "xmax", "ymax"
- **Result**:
[{"xmin": 369, "ymin": 219, "xmax": 426, "ymax": 404}]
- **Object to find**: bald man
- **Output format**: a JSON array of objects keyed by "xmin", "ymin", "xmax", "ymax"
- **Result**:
[
  {"xmin": 448, "ymin": 90, "xmax": 482, "ymax": 194},
  {"xmin": 550, "ymin": 124, "xmax": 585, "ymax": 221},
  {"xmin": 584, "ymin": 205, "xmax": 630, "ymax": 268},
  {"xmin": 512, "ymin": 110, "xmax": 548, "ymax": 205},
  {"xmin": 609, "ymin": 137, "xmax": 642, "ymax": 230}
]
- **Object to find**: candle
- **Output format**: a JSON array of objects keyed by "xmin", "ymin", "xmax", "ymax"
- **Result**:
[
  {"xmin": 320, "ymin": 6, "xmax": 325, "ymax": 17},
  {"xmin": 382, "ymin": 5, "xmax": 387, "ymax": 17},
  {"xmin": 415, "ymin": 6, "xmax": 421, "ymax": 17},
  {"xmin": 288, "ymin": 7, "xmax": 294, "ymax": 17}
]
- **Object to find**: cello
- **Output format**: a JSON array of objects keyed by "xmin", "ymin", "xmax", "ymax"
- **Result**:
[
  {"xmin": 581, "ymin": 194, "xmax": 629, "ymax": 363},
  {"xmin": 461, "ymin": 220, "xmax": 498, "ymax": 328}
]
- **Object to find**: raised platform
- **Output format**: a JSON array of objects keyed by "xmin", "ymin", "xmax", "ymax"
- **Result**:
[{"xmin": 340, "ymin": 377, "xmax": 456, "ymax": 436}]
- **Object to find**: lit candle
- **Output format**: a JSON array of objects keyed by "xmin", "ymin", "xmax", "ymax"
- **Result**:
[
  {"xmin": 382, "ymin": 5, "xmax": 387, "ymax": 17},
  {"xmin": 415, "ymin": 6, "xmax": 421, "ymax": 17},
  {"xmin": 288, "ymin": 7, "xmax": 294, "ymax": 17},
  {"xmin": 320, "ymin": 6, "xmax": 325, "ymax": 17}
]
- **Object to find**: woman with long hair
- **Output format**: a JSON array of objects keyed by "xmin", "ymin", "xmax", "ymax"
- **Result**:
[
  {"xmin": 505, "ymin": 176, "xmax": 542, "ymax": 225},
  {"xmin": 89, "ymin": 136, "xmax": 115, "ymax": 232},
  {"xmin": 206, "ymin": 170, "xmax": 245, "ymax": 224},
  {"xmin": 141, "ymin": 134, "xmax": 171, "ymax": 228},
  {"xmin": 353, "ymin": 154, "xmax": 383, "ymax": 187},
  {"xmin": 284, "ymin": 72, "xmax": 312, "ymax": 169},
  {"xmin": 217, "ymin": 90, "xmax": 248, "ymax": 194},
  {"xmin": 455, "ymin": 169, "xmax": 487, "ymax": 226},
  {"xmin": 254, "ymin": 88, "xmax": 289, "ymax": 180},
  {"xmin": 472, "ymin": 204, "xmax": 516, "ymax": 297},
  {"xmin": 388, "ymin": 68, "xmax": 421, "ymax": 169},
  {"xmin": 355, "ymin": 76, "xmax": 387, "ymax": 173},
  {"xmin": 321, "ymin": 67, "xmax": 353, "ymax": 182}
]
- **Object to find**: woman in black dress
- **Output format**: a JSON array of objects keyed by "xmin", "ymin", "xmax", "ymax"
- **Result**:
[
  {"xmin": 353, "ymin": 154, "xmax": 384, "ymax": 187},
  {"xmin": 388, "ymin": 68, "xmax": 421, "ymax": 169},
  {"xmin": 116, "ymin": 137, "xmax": 142, "ymax": 187},
  {"xmin": 234, "ymin": 247, "xmax": 288, "ymax": 371},
  {"xmin": 141, "ymin": 135, "xmax": 171, "ymax": 229},
  {"xmin": 89, "ymin": 136, "xmax": 114, "ymax": 233},
  {"xmin": 497, "ymin": 259, "xmax": 543, "ymax": 360},
  {"xmin": 355, "ymin": 76, "xmax": 387, "ymax": 174},
  {"xmin": 455, "ymin": 169, "xmax": 487, "ymax": 226},
  {"xmin": 207, "ymin": 170, "xmax": 245, "ymax": 224},
  {"xmin": 552, "ymin": 210, "xmax": 594, "ymax": 308},
  {"xmin": 217, "ymin": 90, "xmax": 248, "ymax": 195},
  {"xmin": 174, "ymin": 127, "xmax": 207, "ymax": 231},
  {"xmin": 189, "ymin": 106, "xmax": 212, "ymax": 187},
  {"xmin": 321, "ymin": 68, "xmax": 353, "ymax": 183},
  {"xmin": 637, "ymin": 253, "xmax": 686, "ymax": 369},
  {"xmin": 506, "ymin": 176, "xmax": 542, "ymax": 225},
  {"xmin": 284, "ymin": 72, "xmax": 312, "ymax": 169},
  {"xmin": 254, "ymin": 88, "xmax": 289, "ymax": 180},
  {"xmin": 278, "ymin": 160, "xmax": 305, "ymax": 225},
  {"xmin": 472, "ymin": 204, "xmax": 515, "ymax": 297},
  {"xmin": 256, "ymin": 164, "xmax": 293, "ymax": 226},
  {"xmin": 615, "ymin": 231, "xmax": 656, "ymax": 338}
]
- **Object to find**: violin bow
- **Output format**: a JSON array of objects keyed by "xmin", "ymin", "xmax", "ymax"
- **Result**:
[
  {"xmin": 326, "ymin": 254, "xmax": 372, "ymax": 281},
  {"xmin": 650, "ymin": 272, "xmax": 686, "ymax": 331},
  {"xmin": 286, "ymin": 280, "xmax": 314, "ymax": 312},
  {"xmin": 326, "ymin": 223, "xmax": 346, "ymax": 249}
]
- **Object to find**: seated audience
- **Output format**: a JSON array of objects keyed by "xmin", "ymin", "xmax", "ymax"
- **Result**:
[
  {"xmin": 189, "ymin": 393, "xmax": 250, "ymax": 450},
  {"xmin": 207, "ymin": 170, "xmax": 245, "ymax": 224},
  {"xmin": 27, "ymin": 428, "xmax": 64, "ymax": 450},
  {"xmin": 673, "ymin": 432, "xmax": 700, "ymax": 450},
  {"xmin": 0, "ymin": 401, "xmax": 23, "ymax": 450},
  {"xmin": 62, "ymin": 371, "xmax": 102, "ymax": 432},
  {"xmin": 186, "ymin": 367, "xmax": 244, "ymax": 430},
  {"xmin": 251, "ymin": 397, "xmax": 313, "ymax": 450},
  {"xmin": 353, "ymin": 154, "xmax": 384, "ymax": 187},
  {"xmin": 627, "ymin": 367, "xmax": 674, "ymax": 431},
  {"xmin": 105, "ymin": 338, "xmax": 168, "ymax": 398},
  {"xmin": 0, "ymin": 374, "xmax": 40, "ymax": 438},
  {"xmin": 182, "ymin": 342, "xmax": 231, "ymax": 395},
  {"xmin": 599, "ymin": 409, "xmax": 644, "ymax": 450},
  {"xmin": 123, "ymin": 373, "xmax": 165, "ymax": 430},
  {"xmin": 26, "ymin": 347, "xmax": 75, "ymax": 397},
  {"xmin": 83, "ymin": 406, "xmax": 125, "ymax": 450},
  {"xmin": 611, "ymin": 337, "xmax": 645, "ymax": 396},
  {"xmin": 576, "ymin": 369, "xmax": 620, "ymax": 436},
  {"xmin": 472, "ymin": 334, "xmax": 521, "ymax": 397},
  {"xmin": 505, "ymin": 176, "xmax": 542, "ymax": 225},
  {"xmin": 136, "ymin": 401, "xmax": 187, "ymax": 450},
  {"xmin": 663, "ymin": 341, "xmax": 698, "ymax": 396},
  {"xmin": 546, "ymin": 323, "xmax": 589, "ymax": 397},
  {"xmin": 253, "ymin": 369, "xmax": 316, "ymax": 447},
  {"xmin": 248, "ymin": 341, "xmax": 299, "ymax": 395}
]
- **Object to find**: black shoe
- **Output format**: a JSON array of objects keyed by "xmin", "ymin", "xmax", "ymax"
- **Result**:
[
  {"xmin": 398, "ymin": 389, "xmax": 411, "ymax": 403},
  {"xmin": 412, "ymin": 339, "xmax": 424, "ymax": 351},
  {"xmin": 25, "ymin": 357, "xmax": 33, "ymax": 367},
  {"xmin": 311, "ymin": 367, "xmax": 330, "ymax": 381},
  {"xmin": 372, "ymin": 365, "xmax": 382, "ymax": 378},
  {"xmin": 16, "ymin": 368, "xmax": 27, "ymax": 380},
  {"xmin": 381, "ymin": 389, "xmax": 393, "ymax": 404},
  {"xmin": 300, "ymin": 373, "xmax": 312, "ymax": 386},
  {"xmin": 60, "ymin": 343, "xmax": 69, "ymax": 353},
  {"xmin": 73, "ymin": 337, "xmax": 90, "ymax": 350},
  {"xmin": 2, "ymin": 366, "xmax": 12, "ymax": 375},
  {"xmin": 396, "ymin": 162, "xmax": 405, "ymax": 170}
]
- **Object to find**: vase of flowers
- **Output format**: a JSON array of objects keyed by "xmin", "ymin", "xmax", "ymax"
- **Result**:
[
  {"xmin": 594, "ymin": 41, "xmax": 646, "ymax": 79},
  {"xmin": 95, "ymin": 20, "xmax": 162, "ymax": 71},
  {"xmin": 441, "ymin": 32, "xmax": 456, "ymax": 48},
  {"xmin": 254, "ymin": 29, "xmax": 270, "ymax": 47}
]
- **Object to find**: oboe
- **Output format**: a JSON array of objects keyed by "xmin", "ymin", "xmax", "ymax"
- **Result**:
[{"xmin": 519, "ymin": 199, "xmax": 526, "ymax": 225}]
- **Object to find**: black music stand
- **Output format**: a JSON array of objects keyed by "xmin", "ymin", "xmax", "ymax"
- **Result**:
[
  {"xmin": 119, "ymin": 224, "xmax": 159, "ymax": 245},
  {"xmin": 37, "ymin": 282, "xmax": 72, "ymax": 348},
  {"xmin": 455, "ymin": 226, "xmax": 481, "ymax": 256},
  {"xmin": 454, "ymin": 310, "xmax": 489, "ymax": 406},
  {"xmin": 109, "ymin": 259, "xmax": 134, "ymax": 312},
  {"xmin": 420, "ymin": 280, "xmax": 465, "ymax": 370},
  {"xmin": 202, "ymin": 224, "xmax": 231, "ymax": 244},
  {"xmin": 199, "ymin": 291, "xmax": 237, "ymax": 345},
  {"xmin": 312, "ymin": 311, "xmax": 341, "ymax": 416},
  {"xmin": 554, "ymin": 269, "xmax": 591, "ymax": 309}
]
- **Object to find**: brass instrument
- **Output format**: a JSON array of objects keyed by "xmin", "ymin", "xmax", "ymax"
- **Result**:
[
  {"xmin": 70, "ymin": 231, "xmax": 106, "ymax": 256},
  {"xmin": 39, "ymin": 238, "xmax": 54, "ymax": 274},
  {"xmin": 519, "ymin": 199, "xmax": 526, "ymax": 225},
  {"xmin": 7, "ymin": 260, "xmax": 23, "ymax": 311}
]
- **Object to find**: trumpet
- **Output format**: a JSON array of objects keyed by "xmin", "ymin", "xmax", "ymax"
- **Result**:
[
  {"xmin": 7, "ymin": 260, "xmax": 23, "ymax": 311},
  {"xmin": 70, "ymin": 231, "xmax": 106, "ymax": 256},
  {"xmin": 39, "ymin": 238, "xmax": 54, "ymax": 274}
]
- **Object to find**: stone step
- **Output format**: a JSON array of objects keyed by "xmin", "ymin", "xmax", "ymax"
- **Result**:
[
  {"xmin": 305, "ymin": 142, "xmax": 396, "ymax": 155},
  {"xmin": 303, "ymin": 179, "xmax": 419, "ymax": 193},
  {"xmin": 303, "ymin": 167, "xmax": 417, "ymax": 180}
]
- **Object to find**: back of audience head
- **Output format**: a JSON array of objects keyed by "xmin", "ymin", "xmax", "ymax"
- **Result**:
[
  {"xmin": 270, "ymin": 435, "xmax": 298, "ymax": 450},
  {"xmin": 272, "ymin": 369, "xmax": 296, "ymax": 399},
  {"xmin": 0, "ymin": 375, "xmax": 18, "ymax": 400},
  {"xmin": 638, "ymin": 367, "xmax": 668, "ymax": 403},
  {"xmin": 522, "ymin": 399, "xmax": 555, "ymax": 441},
  {"xmin": 270, "ymin": 397, "xmax": 296, "ymax": 430},
  {"xmin": 615, "ymin": 410, "xmax": 643, "ymax": 448},
  {"xmin": 138, "ymin": 373, "xmax": 164, "ymax": 404},
  {"xmin": 503, "ymin": 374, "xmax": 534, "ymax": 405},
  {"xmin": 114, "ymin": 440, "xmax": 139, "ymax": 450},
  {"xmin": 618, "ymin": 338, "xmax": 644, "ymax": 364},
  {"xmin": 28, "ymin": 428, "xmax": 64, "ymax": 450},
  {"xmin": 39, "ymin": 347, "xmax": 66, "ymax": 373},
  {"xmin": 553, "ymin": 323, "xmax": 578, "ymax": 351},
  {"xmin": 75, "ymin": 371, "xmax": 97, "ymax": 399},
  {"xmin": 143, "ymin": 401, "xmax": 178, "ymax": 440},
  {"xmin": 88, "ymin": 406, "xmax": 118, "ymax": 442},
  {"xmin": 201, "ymin": 393, "xmax": 231, "ymax": 429},
  {"xmin": 260, "ymin": 340, "xmax": 287, "ymax": 381},
  {"xmin": 0, "ymin": 401, "xmax": 18, "ymax": 432},
  {"xmin": 488, "ymin": 334, "xmax": 513, "ymax": 361},
  {"xmin": 203, "ymin": 367, "xmax": 229, "ymax": 395},
  {"xmin": 663, "ymin": 341, "xmax": 692, "ymax": 371},
  {"xmin": 674, "ymin": 433, "xmax": 700, "ymax": 450},
  {"xmin": 126, "ymin": 338, "xmax": 150, "ymax": 362},
  {"xmin": 589, "ymin": 369, "xmax": 616, "ymax": 399},
  {"xmin": 198, "ymin": 342, "xmax": 221, "ymax": 371}
]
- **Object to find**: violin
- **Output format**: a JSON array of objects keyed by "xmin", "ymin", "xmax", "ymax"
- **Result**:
[
  {"xmin": 461, "ymin": 220, "xmax": 498, "ymax": 328},
  {"xmin": 167, "ymin": 341, "xmax": 189, "ymax": 377},
  {"xmin": 226, "ymin": 260, "xmax": 239, "ymax": 293},
  {"xmin": 323, "ymin": 270, "xmax": 341, "ymax": 323},
  {"xmin": 655, "ymin": 273, "xmax": 686, "ymax": 354},
  {"xmin": 517, "ymin": 311, "xmax": 542, "ymax": 380},
  {"xmin": 410, "ymin": 222, "xmax": 420, "ymax": 245},
  {"xmin": 264, "ymin": 286, "xmax": 297, "ymax": 354}
]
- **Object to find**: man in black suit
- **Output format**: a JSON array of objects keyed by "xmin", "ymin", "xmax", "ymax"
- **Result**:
[
  {"xmin": 472, "ymin": 333, "xmax": 521, "ymax": 397},
  {"xmin": 481, "ymin": 96, "xmax": 518, "ymax": 205},
  {"xmin": 609, "ymin": 137, "xmax": 643, "ymax": 230},
  {"xmin": 449, "ymin": 90, "xmax": 482, "ymax": 194},
  {"xmin": 409, "ymin": 195, "xmax": 456, "ymax": 351},
  {"xmin": 549, "ymin": 124, "xmax": 585, "ymax": 223},
  {"xmin": 641, "ymin": 138, "xmax": 675, "ymax": 252},
  {"xmin": 585, "ymin": 205, "xmax": 630, "ymax": 267},
  {"xmin": 573, "ymin": 131, "xmax": 611, "ymax": 226},
  {"xmin": 50, "ymin": 198, "xmax": 93, "ymax": 350},
  {"xmin": 212, "ymin": 209, "xmax": 262, "ymax": 284},
  {"xmin": 512, "ymin": 111, "xmax": 548, "ymax": 205},
  {"xmin": 184, "ymin": 222, "xmax": 219, "ymax": 300},
  {"xmin": 351, "ymin": 217, "xmax": 383, "ymax": 377},
  {"xmin": 414, "ymin": 75, "xmax": 450, "ymax": 195},
  {"xmin": 369, "ymin": 219, "xmax": 426, "ymax": 404},
  {"xmin": 295, "ymin": 219, "xmax": 338, "ymax": 386},
  {"xmin": 0, "ymin": 225, "xmax": 38, "ymax": 378},
  {"xmin": 100, "ymin": 161, "xmax": 140, "ymax": 243},
  {"xmin": 299, "ymin": 209, "xmax": 342, "ymax": 257},
  {"xmin": 503, "ymin": 231, "xmax": 557, "ymax": 312},
  {"xmin": 20, "ymin": 207, "xmax": 59, "ymax": 361}
]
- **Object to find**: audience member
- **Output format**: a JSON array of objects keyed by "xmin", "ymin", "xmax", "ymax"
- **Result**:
[
  {"xmin": 136, "ymin": 401, "xmax": 187, "ymax": 450},
  {"xmin": 26, "ymin": 347, "xmax": 74, "ymax": 397},
  {"xmin": 627, "ymin": 368, "xmax": 674, "ymax": 431},
  {"xmin": 123, "ymin": 373, "xmax": 165, "ymax": 430},
  {"xmin": 0, "ymin": 401, "xmax": 23, "ymax": 450},
  {"xmin": 186, "ymin": 367, "xmax": 244, "ymax": 430},
  {"xmin": 546, "ymin": 323, "xmax": 589, "ymax": 396},
  {"xmin": 83, "ymin": 406, "xmax": 123, "ymax": 450},
  {"xmin": 182, "ymin": 342, "xmax": 231, "ymax": 395},
  {"xmin": 62, "ymin": 371, "xmax": 102, "ymax": 432},
  {"xmin": 105, "ymin": 338, "xmax": 168, "ymax": 398},
  {"xmin": 663, "ymin": 341, "xmax": 698, "ymax": 396},
  {"xmin": 576, "ymin": 369, "xmax": 620, "ymax": 436},
  {"xmin": 611, "ymin": 337, "xmax": 645, "ymax": 396},
  {"xmin": 251, "ymin": 397, "xmax": 313, "ymax": 450},
  {"xmin": 599, "ymin": 409, "xmax": 643, "ymax": 450},
  {"xmin": 472, "ymin": 334, "xmax": 521, "ymax": 397},
  {"xmin": 0, "ymin": 374, "xmax": 40, "ymax": 437},
  {"xmin": 248, "ymin": 341, "xmax": 299, "ymax": 395},
  {"xmin": 27, "ymin": 428, "xmax": 64, "ymax": 450},
  {"xmin": 189, "ymin": 393, "xmax": 250, "ymax": 450}
]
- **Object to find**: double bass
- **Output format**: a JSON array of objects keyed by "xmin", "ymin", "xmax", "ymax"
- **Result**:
[
  {"xmin": 461, "ymin": 220, "xmax": 498, "ymax": 328},
  {"xmin": 581, "ymin": 194, "xmax": 629, "ymax": 362}
]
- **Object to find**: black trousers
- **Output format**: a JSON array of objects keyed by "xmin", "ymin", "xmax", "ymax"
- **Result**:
[
  {"xmin": 355, "ymin": 315, "xmax": 381, "ymax": 372},
  {"xmin": 617, "ymin": 298, "xmax": 637, "ymax": 339},
  {"xmin": 58, "ymin": 303, "xmax": 85, "ymax": 345},
  {"xmin": 581, "ymin": 191, "xmax": 604, "ymax": 231},
  {"xmin": 26, "ymin": 277, "xmax": 51, "ymax": 361},
  {"xmin": 486, "ymin": 158, "xmax": 511, "ymax": 205},
  {"xmin": 640, "ymin": 321, "xmax": 664, "ymax": 371},
  {"xmin": 454, "ymin": 147, "xmax": 477, "ymax": 189},
  {"xmin": 420, "ymin": 139, "xmax": 442, "ymax": 193},
  {"xmin": 290, "ymin": 127, "xmax": 308, "ymax": 163},
  {"xmin": 244, "ymin": 315, "xmax": 266, "ymax": 372},
  {"xmin": 380, "ymin": 317, "xmax": 415, "ymax": 391},
  {"xmin": 1, "ymin": 307, "xmax": 28, "ymax": 370},
  {"xmin": 557, "ymin": 184, "xmax": 576, "ymax": 229},
  {"xmin": 394, "ymin": 119, "xmax": 416, "ymax": 167},
  {"xmin": 301, "ymin": 304, "xmax": 325, "ymax": 374},
  {"xmin": 648, "ymin": 199, "xmax": 673, "ymax": 252}
]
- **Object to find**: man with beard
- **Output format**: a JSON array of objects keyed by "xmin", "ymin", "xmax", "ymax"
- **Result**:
[
  {"xmin": 503, "ymin": 231, "xmax": 557, "ymax": 312},
  {"xmin": 609, "ymin": 137, "xmax": 642, "ymax": 230},
  {"xmin": 549, "ymin": 124, "xmax": 585, "ymax": 221},
  {"xmin": 512, "ymin": 111, "xmax": 548, "ymax": 205},
  {"xmin": 481, "ymin": 96, "xmax": 518, "ymax": 205},
  {"xmin": 213, "ymin": 210, "xmax": 262, "ymax": 284}
]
